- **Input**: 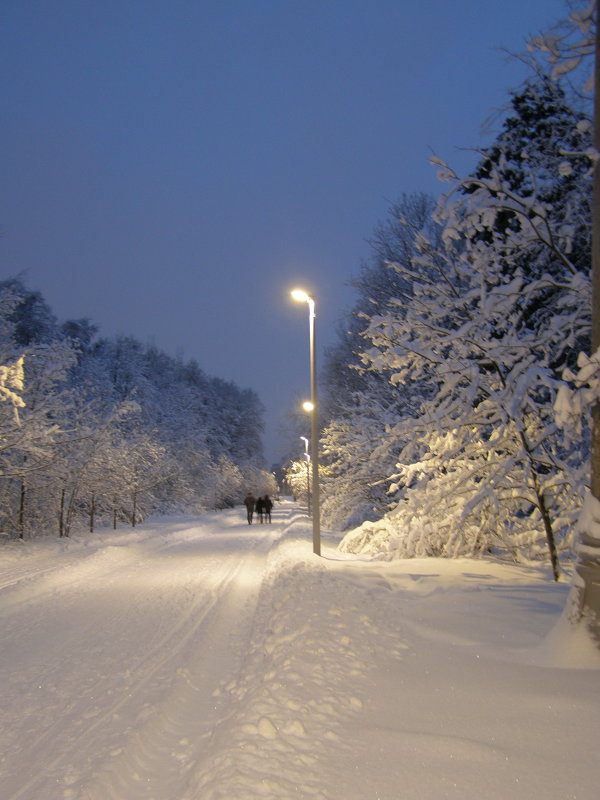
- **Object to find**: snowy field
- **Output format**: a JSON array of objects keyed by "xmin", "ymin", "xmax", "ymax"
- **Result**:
[{"xmin": 1, "ymin": 500, "xmax": 599, "ymax": 800}]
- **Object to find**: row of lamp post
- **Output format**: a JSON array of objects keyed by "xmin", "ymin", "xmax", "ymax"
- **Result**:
[{"xmin": 291, "ymin": 289, "xmax": 321, "ymax": 557}]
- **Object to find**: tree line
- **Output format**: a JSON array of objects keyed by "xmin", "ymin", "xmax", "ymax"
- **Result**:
[{"xmin": 0, "ymin": 279, "xmax": 275, "ymax": 539}]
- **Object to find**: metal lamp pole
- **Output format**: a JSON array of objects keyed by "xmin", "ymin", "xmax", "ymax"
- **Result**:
[{"xmin": 292, "ymin": 289, "xmax": 321, "ymax": 556}]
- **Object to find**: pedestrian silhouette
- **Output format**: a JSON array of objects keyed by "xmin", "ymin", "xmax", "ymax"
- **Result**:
[
  {"xmin": 243, "ymin": 492, "xmax": 256, "ymax": 524},
  {"xmin": 263, "ymin": 494, "xmax": 273, "ymax": 523},
  {"xmin": 255, "ymin": 495, "xmax": 264, "ymax": 523}
]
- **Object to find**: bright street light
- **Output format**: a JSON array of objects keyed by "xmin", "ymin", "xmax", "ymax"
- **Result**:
[
  {"xmin": 291, "ymin": 288, "xmax": 321, "ymax": 556},
  {"xmin": 291, "ymin": 289, "xmax": 311, "ymax": 303}
]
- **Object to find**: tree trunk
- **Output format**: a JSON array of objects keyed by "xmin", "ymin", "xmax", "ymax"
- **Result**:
[
  {"xmin": 18, "ymin": 480, "xmax": 26, "ymax": 540},
  {"xmin": 536, "ymin": 487, "xmax": 560, "ymax": 582},
  {"xmin": 59, "ymin": 488, "xmax": 65, "ymax": 537},
  {"xmin": 90, "ymin": 493, "xmax": 96, "ymax": 533},
  {"xmin": 63, "ymin": 489, "xmax": 77, "ymax": 538},
  {"xmin": 519, "ymin": 430, "xmax": 560, "ymax": 580}
]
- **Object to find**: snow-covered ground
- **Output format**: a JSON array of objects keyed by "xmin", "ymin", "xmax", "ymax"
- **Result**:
[{"xmin": 1, "ymin": 500, "xmax": 598, "ymax": 800}]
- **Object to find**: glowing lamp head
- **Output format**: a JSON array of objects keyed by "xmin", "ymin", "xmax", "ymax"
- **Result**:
[
  {"xmin": 302, "ymin": 401, "xmax": 315, "ymax": 412},
  {"xmin": 291, "ymin": 288, "xmax": 311, "ymax": 303}
]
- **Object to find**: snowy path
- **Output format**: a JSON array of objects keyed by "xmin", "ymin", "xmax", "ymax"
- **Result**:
[
  {"xmin": 1, "ymin": 501, "xmax": 599, "ymax": 800},
  {"xmin": 0, "ymin": 509, "xmax": 281, "ymax": 800}
]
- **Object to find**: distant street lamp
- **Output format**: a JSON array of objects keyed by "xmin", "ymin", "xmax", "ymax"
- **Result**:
[
  {"xmin": 300, "ymin": 436, "xmax": 311, "ymax": 514},
  {"xmin": 291, "ymin": 288, "xmax": 321, "ymax": 556}
]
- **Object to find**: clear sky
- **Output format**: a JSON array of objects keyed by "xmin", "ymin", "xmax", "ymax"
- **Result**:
[{"xmin": 2, "ymin": 0, "xmax": 568, "ymax": 465}]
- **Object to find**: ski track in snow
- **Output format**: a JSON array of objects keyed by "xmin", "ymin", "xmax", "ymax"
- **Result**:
[
  {"xmin": 0, "ymin": 513, "xmax": 280, "ymax": 800},
  {"xmin": 1, "ymin": 502, "xmax": 599, "ymax": 800}
]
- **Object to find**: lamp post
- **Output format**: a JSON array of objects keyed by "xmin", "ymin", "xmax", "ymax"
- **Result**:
[
  {"xmin": 291, "ymin": 289, "xmax": 321, "ymax": 556},
  {"xmin": 300, "ymin": 436, "xmax": 311, "ymax": 514}
]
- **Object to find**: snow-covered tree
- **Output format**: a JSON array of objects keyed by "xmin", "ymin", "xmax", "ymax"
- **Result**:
[
  {"xmin": 284, "ymin": 457, "xmax": 312, "ymax": 505},
  {"xmin": 321, "ymin": 193, "xmax": 439, "ymax": 423},
  {"xmin": 319, "ymin": 194, "xmax": 439, "ymax": 530},
  {"xmin": 527, "ymin": 0, "xmax": 600, "ymax": 632},
  {"xmin": 0, "ymin": 355, "xmax": 25, "ymax": 422},
  {"xmin": 339, "ymin": 67, "xmax": 592, "ymax": 577},
  {"xmin": 320, "ymin": 396, "xmax": 399, "ymax": 531},
  {"xmin": 0, "ymin": 279, "xmax": 271, "ymax": 537}
]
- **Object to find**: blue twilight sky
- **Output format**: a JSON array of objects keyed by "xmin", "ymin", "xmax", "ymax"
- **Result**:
[{"xmin": 1, "ymin": 0, "xmax": 568, "ymax": 464}]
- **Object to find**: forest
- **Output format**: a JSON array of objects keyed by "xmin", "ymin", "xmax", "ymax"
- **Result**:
[{"xmin": 0, "ymin": 278, "xmax": 276, "ymax": 538}]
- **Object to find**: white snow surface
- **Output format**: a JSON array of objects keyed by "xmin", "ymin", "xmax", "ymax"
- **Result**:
[{"xmin": 1, "ymin": 500, "xmax": 599, "ymax": 800}]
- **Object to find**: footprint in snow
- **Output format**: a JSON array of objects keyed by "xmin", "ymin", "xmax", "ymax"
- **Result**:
[{"xmin": 258, "ymin": 716, "xmax": 279, "ymax": 739}]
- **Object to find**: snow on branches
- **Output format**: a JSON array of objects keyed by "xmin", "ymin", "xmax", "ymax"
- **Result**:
[
  {"xmin": 339, "ymin": 70, "xmax": 592, "ymax": 577},
  {"xmin": 528, "ymin": 0, "xmax": 595, "ymax": 88},
  {"xmin": 0, "ymin": 355, "xmax": 25, "ymax": 423},
  {"xmin": 555, "ymin": 349, "xmax": 600, "ymax": 436},
  {"xmin": 0, "ymin": 280, "xmax": 272, "ymax": 538}
]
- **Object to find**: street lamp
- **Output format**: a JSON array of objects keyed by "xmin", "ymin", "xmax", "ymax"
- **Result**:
[
  {"xmin": 291, "ymin": 288, "xmax": 321, "ymax": 556},
  {"xmin": 300, "ymin": 436, "xmax": 311, "ymax": 514}
]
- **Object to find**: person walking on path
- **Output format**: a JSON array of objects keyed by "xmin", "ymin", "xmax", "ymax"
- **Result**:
[
  {"xmin": 243, "ymin": 492, "xmax": 256, "ymax": 524},
  {"xmin": 262, "ymin": 495, "xmax": 273, "ymax": 523},
  {"xmin": 255, "ymin": 495, "xmax": 264, "ymax": 523}
]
